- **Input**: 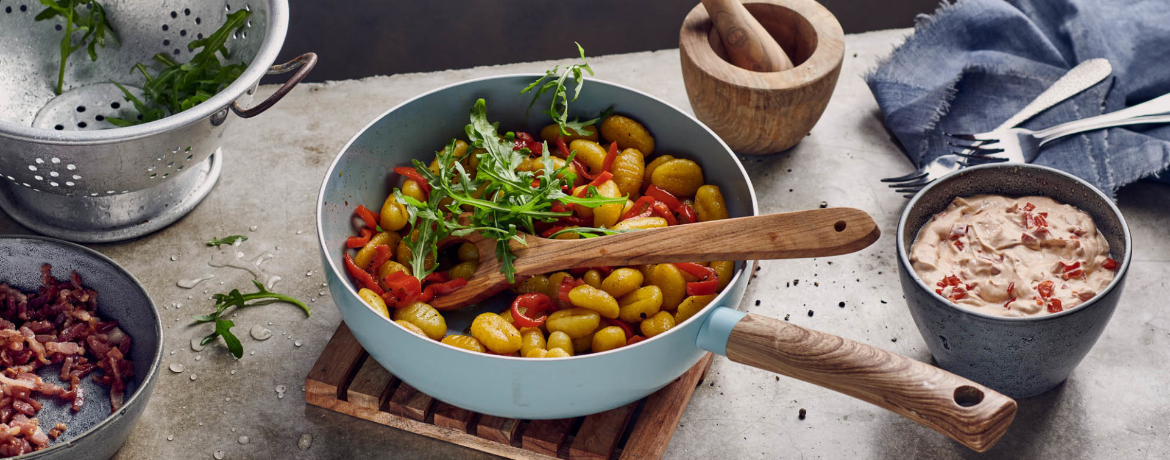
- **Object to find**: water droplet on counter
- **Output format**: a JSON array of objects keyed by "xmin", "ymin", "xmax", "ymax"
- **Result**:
[
  {"xmin": 311, "ymin": 298, "xmax": 316, "ymax": 303},
  {"xmin": 294, "ymin": 340, "xmax": 303, "ymax": 347},
  {"xmin": 275, "ymin": 384, "xmax": 287, "ymax": 393},
  {"xmin": 305, "ymin": 270, "xmax": 313, "ymax": 277},
  {"xmin": 191, "ymin": 338, "xmax": 206, "ymax": 351},
  {"xmin": 318, "ymin": 291, "xmax": 326, "ymax": 296},
  {"xmin": 249, "ymin": 351, "xmax": 255, "ymax": 356},
  {"xmin": 170, "ymin": 255, "xmax": 178, "ymax": 261},
  {"xmin": 296, "ymin": 230, "xmax": 303, "ymax": 235},
  {"xmin": 225, "ymin": 397, "xmax": 231, "ymax": 402},
  {"xmin": 238, "ymin": 435, "xmax": 250, "ymax": 445},
  {"xmin": 321, "ymin": 282, "xmax": 328, "ymax": 287},
  {"xmin": 209, "ymin": 242, "xmax": 280, "ymax": 289},
  {"xmin": 268, "ymin": 321, "xmax": 273, "ymax": 326},
  {"xmin": 170, "ymin": 350, "xmax": 176, "ymax": 355},
  {"xmin": 230, "ymin": 370, "xmax": 236, "ymax": 375},
  {"xmin": 169, "ymin": 363, "xmax": 185, "ymax": 373},
  {"xmin": 250, "ymin": 325, "xmax": 273, "ymax": 341},
  {"xmin": 190, "ymin": 374, "xmax": 198, "ymax": 381},
  {"xmin": 178, "ymin": 275, "xmax": 214, "ymax": 289},
  {"xmin": 249, "ymin": 225, "xmax": 257, "ymax": 232},
  {"xmin": 195, "ymin": 355, "xmax": 202, "ymax": 361},
  {"xmin": 214, "ymin": 450, "xmax": 224, "ymax": 459},
  {"xmin": 168, "ymin": 435, "xmax": 174, "ymax": 441},
  {"xmin": 297, "ymin": 433, "xmax": 312, "ymax": 450}
]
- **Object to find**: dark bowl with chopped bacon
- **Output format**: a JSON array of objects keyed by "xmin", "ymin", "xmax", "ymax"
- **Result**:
[
  {"xmin": 896, "ymin": 164, "xmax": 1131, "ymax": 399},
  {"xmin": 0, "ymin": 236, "xmax": 161, "ymax": 459}
]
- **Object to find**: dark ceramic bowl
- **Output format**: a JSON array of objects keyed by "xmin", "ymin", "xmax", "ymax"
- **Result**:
[
  {"xmin": 0, "ymin": 236, "xmax": 162, "ymax": 460},
  {"xmin": 895, "ymin": 164, "xmax": 1131, "ymax": 398}
]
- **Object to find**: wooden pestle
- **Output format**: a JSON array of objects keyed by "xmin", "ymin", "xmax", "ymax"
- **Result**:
[{"xmin": 700, "ymin": 0, "xmax": 794, "ymax": 72}]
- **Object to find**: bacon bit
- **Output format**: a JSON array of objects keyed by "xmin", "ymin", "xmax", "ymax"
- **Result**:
[
  {"xmin": 1060, "ymin": 261, "xmax": 1083, "ymax": 280},
  {"xmin": 937, "ymin": 275, "xmax": 962, "ymax": 288},
  {"xmin": 1047, "ymin": 299, "xmax": 1063, "ymax": 313},
  {"xmin": 1033, "ymin": 213, "xmax": 1048, "ymax": 228},
  {"xmin": 1004, "ymin": 298, "xmax": 1016, "ymax": 309},
  {"xmin": 1007, "ymin": 282, "xmax": 1015, "ymax": 297},
  {"xmin": 1037, "ymin": 280, "xmax": 1054, "ymax": 298},
  {"xmin": 1102, "ymin": 258, "xmax": 1118, "ymax": 270},
  {"xmin": 1023, "ymin": 202, "xmax": 1036, "ymax": 212},
  {"xmin": 948, "ymin": 223, "xmax": 967, "ymax": 240}
]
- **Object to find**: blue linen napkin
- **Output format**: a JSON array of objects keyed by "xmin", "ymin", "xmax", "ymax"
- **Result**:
[{"xmin": 865, "ymin": 0, "xmax": 1170, "ymax": 192}]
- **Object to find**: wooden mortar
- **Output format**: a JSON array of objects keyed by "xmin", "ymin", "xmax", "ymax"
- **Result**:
[{"xmin": 680, "ymin": 0, "xmax": 844, "ymax": 155}]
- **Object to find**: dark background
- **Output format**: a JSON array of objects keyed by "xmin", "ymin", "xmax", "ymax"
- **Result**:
[{"xmin": 271, "ymin": 0, "xmax": 937, "ymax": 82}]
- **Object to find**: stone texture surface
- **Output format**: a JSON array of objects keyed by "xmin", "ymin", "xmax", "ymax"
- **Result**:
[{"xmin": 1, "ymin": 29, "xmax": 1167, "ymax": 459}]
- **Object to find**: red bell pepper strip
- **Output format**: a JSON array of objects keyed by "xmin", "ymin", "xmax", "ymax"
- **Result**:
[
  {"xmin": 368, "ymin": 244, "xmax": 393, "ymax": 270},
  {"xmin": 686, "ymin": 279, "xmax": 719, "ymax": 296},
  {"xmin": 422, "ymin": 272, "xmax": 451, "ymax": 285},
  {"xmin": 541, "ymin": 226, "xmax": 566, "ymax": 238},
  {"xmin": 1102, "ymin": 257, "xmax": 1118, "ymax": 270},
  {"xmin": 625, "ymin": 335, "xmax": 647, "ymax": 346},
  {"xmin": 344, "ymin": 253, "xmax": 384, "ymax": 296},
  {"xmin": 675, "ymin": 262, "xmax": 716, "ymax": 281},
  {"xmin": 621, "ymin": 195, "xmax": 656, "ymax": 221},
  {"xmin": 393, "ymin": 166, "xmax": 431, "ymax": 196},
  {"xmin": 431, "ymin": 278, "xmax": 468, "ymax": 296},
  {"xmin": 346, "ymin": 227, "xmax": 374, "ymax": 249},
  {"xmin": 678, "ymin": 203, "xmax": 698, "ymax": 224},
  {"xmin": 382, "ymin": 271, "xmax": 421, "ymax": 308},
  {"xmin": 573, "ymin": 157, "xmax": 596, "ymax": 181},
  {"xmin": 601, "ymin": 142, "xmax": 618, "ymax": 172},
  {"xmin": 645, "ymin": 185, "xmax": 683, "ymax": 211},
  {"xmin": 354, "ymin": 205, "xmax": 379, "ymax": 230},
  {"xmin": 558, "ymin": 276, "xmax": 582, "ymax": 306},
  {"xmin": 418, "ymin": 285, "xmax": 435, "ymax": 303},
  {"xmin": 586, "ymin": 171, "xmax": 613, "ymax": 188},
  {"xmin": 601, "ymin": 317, "xmax": 634, "ymax": 340},
  {"xmin": 511, "ymin": 293, "xmax": 554, "ymax": 328},
  {"xmin": 651, "ymin": 202, "xmax": 679, "ymax": 226},
  {"xmin": 556, "ymin": 136, "xmax": 572, "ymax": 158}
]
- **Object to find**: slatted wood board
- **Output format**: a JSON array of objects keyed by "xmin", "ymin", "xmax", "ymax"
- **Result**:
[{"xmin": 305, "ymin": 323, "xmax": 714, "ymax": 460}]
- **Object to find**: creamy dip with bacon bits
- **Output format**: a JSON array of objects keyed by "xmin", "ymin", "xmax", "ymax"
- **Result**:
[{"xmin": 910, "ymin": 195, "xmax": 1118, "ymax": 317}]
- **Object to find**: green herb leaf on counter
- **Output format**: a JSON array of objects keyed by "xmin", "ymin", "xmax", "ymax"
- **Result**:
[
  {"xmin": 108, "ymin": 9, "xmax": 250, "ymax": 126},
  {"xmin": 207, "ymin": 235, "xmax": 248, "ymax": 247},
  {"xmin": 521, "ymin": 42, "xmax": 613, "ymax": 137},
  {"xmin": 194, "ymin": 280, "xmax": 309, "ymax": 359},
  {"xmin": 36, "ymin": 0, "xmax": 120, "ymax": 95}
]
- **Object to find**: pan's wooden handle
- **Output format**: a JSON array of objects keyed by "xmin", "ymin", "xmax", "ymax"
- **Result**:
[
  {"xmin": 724, "ymin": 314, "xmax": 1016, "ymax": 452},
  {"xmin": 700, "ymin": 0, "xmax": 794, "ymax": 72},
  {"xmin": 517, "ymin": 208, "xmax": 879, "ymax": 275}
]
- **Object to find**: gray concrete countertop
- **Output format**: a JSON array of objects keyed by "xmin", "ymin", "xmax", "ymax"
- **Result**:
[{"xmin": 3, "ymin": 29, "xmax": 1167, "ymax": 459}]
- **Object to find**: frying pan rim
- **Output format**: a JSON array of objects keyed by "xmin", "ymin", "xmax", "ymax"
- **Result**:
[{"xmin": 316, "ymin": 73, "xmax": 759, "ymax": 361}]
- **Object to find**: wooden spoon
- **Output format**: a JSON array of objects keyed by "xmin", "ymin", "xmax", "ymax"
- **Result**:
[
  {"xmin": 700, "ymin": 0, "xmax": 794, "ymax": 72},
  {"xmin": 430, "ymin": 207, "xmax": 877, "ymax": 311}
]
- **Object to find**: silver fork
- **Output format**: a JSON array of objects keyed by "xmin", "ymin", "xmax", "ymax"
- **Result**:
[
  {"xmin": 948, "ymin": 112, "xmax": 1170, "ymax": 163},
  {"xmin": 881, "ymin": 58, "xmax": 1112, "ymax": 197}
]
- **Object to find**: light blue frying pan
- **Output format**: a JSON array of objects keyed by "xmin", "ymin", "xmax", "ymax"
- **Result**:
[{"xmin": 316, "ymin": 75, "xmax": 1016, "ymax": 452}]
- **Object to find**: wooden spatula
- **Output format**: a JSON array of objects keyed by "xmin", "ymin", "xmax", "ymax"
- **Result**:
[
  {"xmin": 701, "ymin": 0, "xmax": 794, "ymax": 72},
  {"xmin": 429, "ymin": 207, "xmax": 878, "ymax": 311}
]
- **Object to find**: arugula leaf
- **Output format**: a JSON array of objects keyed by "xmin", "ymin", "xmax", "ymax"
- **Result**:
[
  {"xmin": 110, "ymin": 10, "xmax": 250, "ymax": 125},
  {"xmin": 194, "ymin": 280, "xmax": 309, "ymax": 359},
  {"xmin": 521, "ymin": 43, "xmax": 613, "ymax": 137},
  {"xmin": 207, "ymin": 235, "xmax": 248, "ymax": 247},
  {"xmin": 36, "ymin": 0, "xmax": 119, "ymax": 95}
]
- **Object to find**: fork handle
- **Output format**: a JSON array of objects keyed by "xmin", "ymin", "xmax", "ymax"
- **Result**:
[
  {"xmin": 1037, "ymin": 92, "xmax": 1170, "ymax": 140},
  {"xmin": 1037, "ymin": 113, "xmax": 1170, "ymax": 146}
]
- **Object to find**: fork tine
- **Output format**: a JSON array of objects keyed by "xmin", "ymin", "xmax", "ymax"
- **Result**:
[
  {"xmin": 950, "ymin": 149, "xmax": 1003, "ymax": 159},
  {"xmin": 880, "ymin": 170, "xmax": 929, "ymax": 183},
  {"xmin": 958, "ymin": 156, "xmax": 1009, "ymax": 167},
  {"xmin": 944, "ymin": 131, "xmax": 1000, "ymax": 142},
  {"xmin": 946, "ymin": 139, "xmax": 1000, "ymax": 149},
  {"xmin": 895, "ymin": 187, "xmax": 927, "ymax": 194},
  {"xmin": 889, "ymin": 177, "xmax": 932, "ymax": 188}
]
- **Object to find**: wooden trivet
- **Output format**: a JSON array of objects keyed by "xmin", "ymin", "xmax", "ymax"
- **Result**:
[{"xmin": 305, "ymin": 323, "xmax": 714, "ymax": 460}]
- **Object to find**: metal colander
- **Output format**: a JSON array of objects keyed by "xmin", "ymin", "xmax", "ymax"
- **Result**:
[{"xmin": 0, "ymin": 0, "xmax": 315, "ymax": 242}]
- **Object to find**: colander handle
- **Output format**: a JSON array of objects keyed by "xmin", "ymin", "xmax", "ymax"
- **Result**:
[{"xmin": 230, "ymin": 52, "xmax": 318, "ymax": 119}]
